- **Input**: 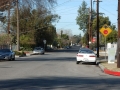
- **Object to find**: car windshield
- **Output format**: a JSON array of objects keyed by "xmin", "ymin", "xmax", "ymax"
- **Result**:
[
  {"xmin": 79, "ymin": 50, "xmax": 94, "ymax": 54},
  {"xmin": 0, "ymin": 49, "xmax": 11, "ymax": 52}
]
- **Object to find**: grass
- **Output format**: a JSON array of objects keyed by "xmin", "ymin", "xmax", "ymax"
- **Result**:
[{"xmin": 100, "ymin": 60, "xmax": 120, "ymax": 72}]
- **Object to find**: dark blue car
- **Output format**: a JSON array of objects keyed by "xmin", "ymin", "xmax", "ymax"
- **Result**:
[{"xmin": 0, "ymin": 49, "xmax": 15, "ymax": 61}]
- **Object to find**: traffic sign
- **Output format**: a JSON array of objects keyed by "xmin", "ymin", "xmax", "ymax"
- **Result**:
[{"xmin": 100, "ymin": 24, "xmax": 112, "ymax": 37}]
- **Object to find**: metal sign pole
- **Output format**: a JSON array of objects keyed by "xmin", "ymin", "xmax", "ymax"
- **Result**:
[{"xmin": 105, "ymin": 36, "xmax": 106, "ymax": 60}]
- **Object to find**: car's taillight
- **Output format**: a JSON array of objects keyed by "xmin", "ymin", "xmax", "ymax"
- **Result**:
[
  {"xmin": 77, "ymin": 55, "xmax": 83, "ymax": 57},
  {"xmin": 89, "ymin": 55, "xmax": 95, "ymax": 57}
]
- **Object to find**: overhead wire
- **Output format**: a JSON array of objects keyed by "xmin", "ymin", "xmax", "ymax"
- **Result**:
[
  {"xmin": 100, "ymin": 6, "xmax": 117, "ymax": 17},
  {"xmin": 54, "ymin": 0, "xmax": 71, "ymax": 8},
  {"xmin": 56, "ymin": 0, "xmax": 117, "ymax": 32}
]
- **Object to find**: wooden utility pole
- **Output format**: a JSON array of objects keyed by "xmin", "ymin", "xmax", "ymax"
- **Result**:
[
  {"xmin": 89, "ymin": 0, "xmax": 92, "ymax": 44},
  {"xmin": 7, "ymin": 1, "xmax": 10, "ymax": 34},
  {"xmin": 16, "ymin": 0, "xmax": 20, "ymax": 51},
  {"xmin": 7, "ymin": 1, "xmax": 11, "ymax": 49},
  {"xmin": 96, "ymin": 0, "xmax": 99, "ymax": 57},
  {"xmin": 88, "ymin": 7, "xmax": 91, "ymax": 45},
  {"xmin": 90, "ymin": 0, "xmax": 92, "ymax": 42},
  {"xmin": 117, "ymin": 0, "xmax": 120, "ymax": 68}
]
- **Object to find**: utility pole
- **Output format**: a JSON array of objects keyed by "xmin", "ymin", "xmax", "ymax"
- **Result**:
[
  {"xmin": 96, "ymin": 0, "xmax": 99, "ymax": 57},
  {"xmin": 89, "ymin": 0, "xmax": 92, "ymax": 44},
  {"xmin": 90, "ymin": 0, "xmax": 92, "ymax": 43},
  {"xmin": 88, "ymin": 7, "xmax": 91, "ymax": 46},
  {"xmin": 7, "ymin": 1, "xmax": 10, "ymax": 34},
  {"xmin": 16, "ymin": 0, "xmax": 20, "ymax": 51},
  {"xmin": 94, "ymin": 0, "xmax": 102, "ymax": 57},
  {"xmin": 117, "ymin": 0, "xmax": 120, "ymax": 68},
  {"xmin": 7, "ymin": 1, "xmax": 11, "ymax": 49}
]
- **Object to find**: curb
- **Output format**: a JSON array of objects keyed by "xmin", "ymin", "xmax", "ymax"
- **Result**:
[
  {"xmin": 15, "ymin": 54, "xmax": 32, "ymax": 57},
  {"xmin": 104, "ymin": 68, "xmax": 120, "ymax": 76},
  {"xmin": 98, "ymin": 63, "xmax": 120, "ymax": 76},
  {"xmin": 98, "ymin": 63, "xmax": 105, "ymax": 71}
]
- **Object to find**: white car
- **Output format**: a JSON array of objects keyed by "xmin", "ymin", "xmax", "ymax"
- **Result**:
[
  {"xmin": 33, "ymin": 47, "xmax": 45, "ymax": 55},
  {"xmin": 76, "ymin": 48, "xmax": 97, "ymax": 64}
]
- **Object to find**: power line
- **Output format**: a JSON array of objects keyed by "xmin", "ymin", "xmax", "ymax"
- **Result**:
[
  {"xmin": 100, "ymin": 6, "xmax": 117, "ymax": 16},
  {"xmin": 56, "ymin": 6, "xmax": 79, "ymax": 12},
  {"xmin": 54, "ymin": 0, "xmax": 71, "ymax": 8}
]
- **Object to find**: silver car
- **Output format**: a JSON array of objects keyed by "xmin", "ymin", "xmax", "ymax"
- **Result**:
[
  {"xmin": 33, "ymin": 47, "xmax": 45, "ymax": 55},
  {"xmin": 0, "ymin": 49, "xmax": 15, "ymax": 61}
]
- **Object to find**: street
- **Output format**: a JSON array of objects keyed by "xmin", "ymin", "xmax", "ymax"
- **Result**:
[{"xmin": 0, "ymin": 46, "xmax": 120, "ymax": 90}]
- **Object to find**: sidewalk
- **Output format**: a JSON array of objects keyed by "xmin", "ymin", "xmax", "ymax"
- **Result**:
[{"xmin": 97, "ymin": 51, "xmax": 120, "ymax": 76}]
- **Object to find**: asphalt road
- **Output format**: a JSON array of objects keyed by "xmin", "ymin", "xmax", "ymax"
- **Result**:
[{"xmin": 0, "ymin": 46, "xmax": 120, "ymax": 90}]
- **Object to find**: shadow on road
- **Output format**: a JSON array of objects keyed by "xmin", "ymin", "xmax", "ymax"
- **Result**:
[
  {"xmin": 0, "ymin": 76, "xmax": 120, "ymax": 90},
  {"xmin": 16, "ymin": 57, "xmax": 76, "ymax": 62}
]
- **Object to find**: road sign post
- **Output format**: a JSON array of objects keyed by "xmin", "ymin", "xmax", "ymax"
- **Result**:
[{"xmin": 100, "ymin": 24, "xmax": 112, "ymax": 60}]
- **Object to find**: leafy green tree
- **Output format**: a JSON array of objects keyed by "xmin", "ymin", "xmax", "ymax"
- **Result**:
[
  {"xmin": 92, "ymin": 16, "xmax": 111, "ymax": 37},
  {"xmin": 10, "ymin": 0, "xmax": 60, "ymax": 49},
  {"xmin": 92, "ymin": 16, "xmax": 117, "ymax": 45},
  {"xmin": 71, "ymin": 34, "xmax": 82, "ymax": 45},
  {"xmin": 100, "ymin": 24, "xmax": 117, "ymax": 44},
  {"xmin": 106, "ymin": 30, "xmax": 117, "ymax": 43},
  {"xmin": 76, "ymin": 1, "xmax": 89, "ymax": 33},
  {"xmin": 61, "ymin": 34, "xmax": 69, "ymax": 40}
]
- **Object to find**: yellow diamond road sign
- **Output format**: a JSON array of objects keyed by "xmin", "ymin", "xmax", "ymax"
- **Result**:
[{"xmin": 100, "ymin": 24, "xmax": 112, "ymax": 37}]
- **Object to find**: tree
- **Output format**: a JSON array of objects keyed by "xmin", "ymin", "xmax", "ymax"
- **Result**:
[
  {"xmin": 92, "ymin": 16, "xmax": 111, "ymax": 37},
  {"xmin": 100, "ymin": 24, "xmax": 117, "ymax": 44},
  {"xmin": 71, "ymin": 34, "xmax": 82, "ymax": 45},
  {"xmin": 92, "ymin": 15, "xmax": 118, "ymax": 45},
  {"xmin": 9, "ymin": 0, "xmax": 60, "ymax": 49},
  {"xmin": 76, "ymin": 1, "xmax": 89, "ymax": 33}
]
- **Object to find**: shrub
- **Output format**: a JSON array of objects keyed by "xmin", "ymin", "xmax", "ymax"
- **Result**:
[{"xmin": 14, "ymin": 51, "xmax": 26, "ymax": 56}]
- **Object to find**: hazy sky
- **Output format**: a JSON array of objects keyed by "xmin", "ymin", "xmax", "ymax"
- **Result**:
[{"xmin": 54, "ymin": 0, "xmax": 117, "ymax": 36}]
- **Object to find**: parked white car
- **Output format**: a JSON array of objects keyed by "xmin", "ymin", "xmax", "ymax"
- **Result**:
[
  {"xmin": 33, "ymin": 47, "xmax": 45, "ymax": 55},
  {"xmin": 76, "ymin": 48, "xmax": 97, "ymax": 64}
]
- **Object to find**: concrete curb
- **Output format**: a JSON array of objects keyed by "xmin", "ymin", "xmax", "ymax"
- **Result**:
[
  {"xmin": 98, "ymin": 63, "xmax": 120, "ymax": 76},
  {"xmin": 15, "ymin": 54, "xmax": 32, "ymax": 57},
  {"xmin": 98, "ymin": 63, "xmax": 105, "ymax": 71}
]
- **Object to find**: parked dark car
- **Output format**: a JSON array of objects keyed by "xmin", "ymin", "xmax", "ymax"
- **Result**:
[{"xmin": 0, "ymin": 49, "xmax": 15, "ymax": 61}]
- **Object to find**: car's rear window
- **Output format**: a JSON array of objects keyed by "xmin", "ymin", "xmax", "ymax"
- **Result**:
[{"xmin": 79, "ymin": 50, "xmax": 94, "ymax": 53}]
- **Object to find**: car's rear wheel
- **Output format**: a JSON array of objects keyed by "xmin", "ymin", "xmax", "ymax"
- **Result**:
[
  {"xmin": 93, "ymin": 60, "xmax": 98, "ymax": 65},
  {"xmin": 95, "ymin": 60, "xmax": 98, "ymax": 65},
  {"xmin": 76, "ymin": 61, "xmax": 80, "ymax": 64}
]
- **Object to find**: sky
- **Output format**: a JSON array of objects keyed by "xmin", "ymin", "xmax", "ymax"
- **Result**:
[{"xmin": 54, "ymin": 0, "xmax": 118, "ymax": 36}]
